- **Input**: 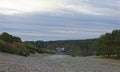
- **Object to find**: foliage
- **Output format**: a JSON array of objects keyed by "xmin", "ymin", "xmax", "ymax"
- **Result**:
[
  {"xmin": 45, "ymin": 39, "xmax": 98, "ymax": 56},
  {"xmin": 0, "ymin": 32, "xmax": 22, "ymax": 43},
  {"xmin": 1, "ymin": 30, "xmax": 119, "ymax": 57},
  {"xmin": 0, "ymin": 40, "xmax": 29, "ymax": 56},
  {"xmin": 0, "ymin": 32, "xmax": 29, "ymax": 56},
  {"xmin": 98, "ymin": 30, "xmax": 120, "ymax": 57},
  {"xmin": 0, "ymin": 32, "xmax": 49, "ymax": 56}
]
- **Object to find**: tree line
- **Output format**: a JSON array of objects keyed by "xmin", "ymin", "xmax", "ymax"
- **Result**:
[
  {"xmin": 98, "ymin": 30, "xmax": 120, "ymax": 57},
  {"xmin": 45, "ymin": 39, "xmax": 98, "ymax": 56},
  {"xmin": 0, "ymin": 29, "xmax": 119, "ymax": 57}
]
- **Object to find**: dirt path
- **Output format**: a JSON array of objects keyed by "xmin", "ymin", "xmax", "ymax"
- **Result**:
[{"xmin": 0, "ymin": 53, "xmax": 120, "ymax": 72}]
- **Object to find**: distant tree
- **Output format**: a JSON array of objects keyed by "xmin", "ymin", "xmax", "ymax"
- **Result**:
[
  {"xmin": 13, "ymin": 36, "xmax": 22, "ymax": 43},
  {"xmin": 0, "ymin": 32, "xmax": 22, "ymax": 43},
  {"xmin": 112, "ymin": 30, "xmax": 120, "ymax": 56},
  {"xmin": 0, "ymin": 32, "xmax": 14, "ymax": 43}
]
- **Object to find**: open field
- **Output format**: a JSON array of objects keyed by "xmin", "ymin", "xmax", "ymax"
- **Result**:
[{"xmin": 0, "ymin": 53, "xmax": 120, "ymax": 72}]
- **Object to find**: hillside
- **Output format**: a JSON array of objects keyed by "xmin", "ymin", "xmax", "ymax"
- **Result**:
[{"xmin": 45, "ymin": 39, "xmax": 98, "ymax": 56}]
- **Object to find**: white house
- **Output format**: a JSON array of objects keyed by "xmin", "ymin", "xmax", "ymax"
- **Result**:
[{"xmin": 56, "ymin": 47, "xmax": 65, "ymax": 52}]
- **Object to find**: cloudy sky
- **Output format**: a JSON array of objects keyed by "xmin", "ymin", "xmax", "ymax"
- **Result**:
[{"xmin": 0, "ymin": 0, "xmax": 120, "ymax": 41}]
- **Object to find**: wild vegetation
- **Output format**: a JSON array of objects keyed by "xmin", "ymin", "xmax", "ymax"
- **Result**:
[
  {"xmin": 44, "ymin": 39, "xmax": 98, "ymax": 56},
  {"xmin": 0, "ymin": 32, "xmax": 54, "ymax": 56},
  {"xmin": 98, "ymin": 30, "xmax": 120, "ymax": 57},
  {"xmin": 0, "ymin": 32, "xmax": 29, "ymax": 56},
  {"xmin": 0, "ymin": 29, "xmax": 120, "ymax": 57}
]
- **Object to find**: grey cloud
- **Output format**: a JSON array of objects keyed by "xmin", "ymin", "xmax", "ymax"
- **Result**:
[{"xmin": 0, "ymin": 0, "xmax": 120, "ymax": 40}]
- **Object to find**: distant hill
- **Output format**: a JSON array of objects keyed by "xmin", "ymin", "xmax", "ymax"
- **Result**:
[{"xmin": 34, "ymin": 38, "xmax": 98, "ymax": 56}]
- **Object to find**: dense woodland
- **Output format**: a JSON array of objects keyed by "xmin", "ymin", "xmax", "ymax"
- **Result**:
[{"xmin": 0, "ymin": 29, "xmax": 120, "ymax": 57}]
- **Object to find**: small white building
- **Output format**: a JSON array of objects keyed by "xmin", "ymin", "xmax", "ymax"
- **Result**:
[
  {"xmin": 61, "ymin": 48, "xmax": 65, "ymax": 51},
  {"xmin": 56, "ymin": 47, "xmax": 65, "ymax": 52}
]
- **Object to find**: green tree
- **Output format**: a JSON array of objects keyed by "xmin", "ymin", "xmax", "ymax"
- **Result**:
[
  {"xmin": 0, "ymin": 32, "xmax": 14, "ymax": 43},
  {"xmin": 98, "ymin": 30, "xmax": 120, "ymax": 57},
  {"xmin": 0, "ymin": 32, "xmax": 22, "ymax": 43}
]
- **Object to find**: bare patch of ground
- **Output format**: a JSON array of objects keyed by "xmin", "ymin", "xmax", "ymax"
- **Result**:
[{"xmin": 0, "ymin": 53, "xmax": 120, "ymax": 72}]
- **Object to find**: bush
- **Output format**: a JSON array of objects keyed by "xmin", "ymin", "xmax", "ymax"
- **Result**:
[{"xmin": 0, "ymin": 40, "xmax": 30, "ymax": 56}]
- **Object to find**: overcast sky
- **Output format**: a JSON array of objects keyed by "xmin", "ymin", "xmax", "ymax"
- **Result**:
[{"xmin": 0, "ymin": 0, "xmax": 120, "ymax": 41}]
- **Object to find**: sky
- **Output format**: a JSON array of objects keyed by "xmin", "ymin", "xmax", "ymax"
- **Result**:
[{"xmin": 0, "ymin": 0, "xmax": 120, "ymax": 41}]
